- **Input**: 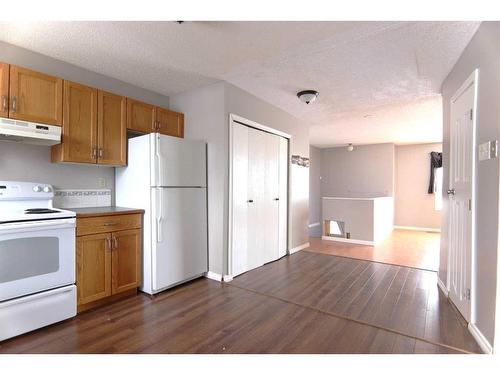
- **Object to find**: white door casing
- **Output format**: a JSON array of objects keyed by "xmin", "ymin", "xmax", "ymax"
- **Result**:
[{"xmin": 448, "ymin": 69, "xmax": 478, "ymax": 323}]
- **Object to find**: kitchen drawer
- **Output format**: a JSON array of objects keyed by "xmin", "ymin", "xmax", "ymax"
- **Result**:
[{"xmin": 76, "ymin": 214, "xmax": 142, "ymax": 236}]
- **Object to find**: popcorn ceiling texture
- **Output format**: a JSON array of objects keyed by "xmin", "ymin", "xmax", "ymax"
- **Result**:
[{"xmin": 0, "ymin": 21, "xmax": 479, "ymax": 146}]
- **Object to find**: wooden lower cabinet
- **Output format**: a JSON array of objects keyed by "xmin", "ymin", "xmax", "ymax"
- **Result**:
[
  {"xmin": 111, "ymin": 229, "xmax": 141, "ymax": 294},
  {"xmin": 76, "ymin": 213, "xmax": 142, "ymax": 312},
  {"xmin": 76, "ymin": 233, "xmax": 112, "ymax": 305}
]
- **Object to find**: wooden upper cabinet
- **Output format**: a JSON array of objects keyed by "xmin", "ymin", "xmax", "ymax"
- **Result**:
[
  {"xmin": 76, "ymin": 233, "xmax": 112, "ymax": 306},
  {"xmin": 111, "ymin": 229, "xmax": 142, "ymax": 295},
  {"xmin": 126, "ymin": 98, "xmax": 155, "ymax": 133},
  {"xmin": 98, "ymin": 91, "xmax": 126, "ymax": 166},
  {"xmin": 156, "ymin": 107, "xmax": 184, "ymax": 138},
  {"xmin": 9, "ymin": 65, "xmax": 63, "ymax": 125},
  {"xmin": 0, "ymin": 63, "xmax": 9, "ymax": 118},
  {"xmin": 51, "ymin": 81, "xmax": 98, "ymax": 163}
]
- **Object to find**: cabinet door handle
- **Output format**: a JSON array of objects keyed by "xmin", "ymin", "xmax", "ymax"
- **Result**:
[
  {"xmin": 1, "ymin": 95, "xmax": 7, "ymax": 111},
  {"xmin": 274, "ymin": 198, "xmax": 279, "ymax": 201},
  {"xmin": 98, "ymin": 148, "xmax": 103, "ymax": 158},
  {"xmin": 113, "ymin": 237, "xmax": 118, "ymax": 249},
  {"xmin": 247, "ymin": 199, "xmax": 254, "ymax": 203},
  {"xmin": 11, "ymin": 96, "xmax": 16, "ymax": 113},
  {"xmin": 106, "ymin": 238, "xmax": 112, "ymax": 251},
  {"xmin": 157, "ymin": 121, "xmax": 161, "ymax": 130},
  {"xmin": 103, "ymin": 222, "xmax": 117, "ymax": 226},
  {"xmin": 91, "ymin": 147, "xmax": 97, "ymax": 160}
]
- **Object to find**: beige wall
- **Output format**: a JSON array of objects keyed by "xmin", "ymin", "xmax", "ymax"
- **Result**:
[
  {"xmin": 395, "ymin": 143, "xmax": 442, "ymax": 229},
  {"xmin": 441, "ymin": 22, "xmax": 499, "ymax": 346},
  {"xmin": 320, "ymin": 143, "xmax": 395, "ymax": 198}
]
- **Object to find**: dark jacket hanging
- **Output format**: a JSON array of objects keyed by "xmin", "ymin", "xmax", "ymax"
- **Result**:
[{"xmin": 428, "ymin": 151, "xmax": 443, "ymax": 194}]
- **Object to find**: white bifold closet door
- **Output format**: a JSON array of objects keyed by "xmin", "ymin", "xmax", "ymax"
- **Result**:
[{"xmin": 232, "ymin": 122, "xmax": 288, "ymax": 277}]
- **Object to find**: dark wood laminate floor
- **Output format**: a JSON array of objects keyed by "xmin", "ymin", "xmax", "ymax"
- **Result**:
[
  {"xmin": 0, "ymin": 252, "xmax": 478, "ymax": 354},
  {"xmin": 231, "ymin": 251, "xmax": 481, "ymax": 353},
  {"xmin": 0, "ymin": 277, "xmax": 460, "ymax": 354}
]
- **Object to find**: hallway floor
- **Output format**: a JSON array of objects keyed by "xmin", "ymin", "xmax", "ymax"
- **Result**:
[{"xmin": 307, "ymin": 229, "xmax": 440, "ymax": 271}]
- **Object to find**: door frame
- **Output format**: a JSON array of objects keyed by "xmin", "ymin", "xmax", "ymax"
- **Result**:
[
  {"xmin": 227, "ymin": 113, "xmax": 291, "ymax": 280},
  {"xmin": 447, "ymin": 69, "xmax": 479, "ymax": 324}
]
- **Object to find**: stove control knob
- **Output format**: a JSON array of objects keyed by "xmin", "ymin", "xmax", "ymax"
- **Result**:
[
  {"xmin": 43, "ymin": 186, "xmax": 52, "ymax": 193},
  {"xmin": 33, "ymin": 185, "xmax": 42, "ymax": 192}
]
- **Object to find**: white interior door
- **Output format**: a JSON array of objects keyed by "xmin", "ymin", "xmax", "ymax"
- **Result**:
[
  {"xmin": 278, "ymin": 137, "xmax": 288, "ymax": 258},
  {"xmin": 231, "ymin": 123, "xmax": 250, "ymax": 276},
  {"xmin": 263, "ymin": 132, "xmax": 280, "ymax": 264},
  {"xmin": 231, "ymin": 120, "xmax": 289, "ymax": 277},
  {"xmin": 448, "ymin": 70, "xmax": 477, "ymax": 322},
  {"xmin": 247, "ymin": 127, "xmax": 267, "ymax": 271}
]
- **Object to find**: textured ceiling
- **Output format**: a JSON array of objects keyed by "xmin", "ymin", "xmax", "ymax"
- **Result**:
[{"xmin": 0, "ymin": 21, "xmax": 480, "ymax": 147}]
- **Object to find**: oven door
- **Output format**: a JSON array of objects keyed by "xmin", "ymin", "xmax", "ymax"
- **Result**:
[{"xmin": 0, "ymin": 218, "xmax": 75, "ymax": 302}]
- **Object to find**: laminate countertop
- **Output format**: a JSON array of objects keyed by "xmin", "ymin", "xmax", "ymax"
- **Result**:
[{"xmin": 71, "ymin": 206, "xmax": 145, "ymax": 218}]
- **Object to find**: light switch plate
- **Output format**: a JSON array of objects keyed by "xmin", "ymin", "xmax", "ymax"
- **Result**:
[{"xmin": 479, "ymin": 140, "xmax": 498, "ymax": 161}]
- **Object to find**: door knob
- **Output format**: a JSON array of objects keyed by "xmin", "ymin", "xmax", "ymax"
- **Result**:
[
  {"xmin": 247, "ymin": 199, "xmax": 254, "ymax": 203},
  {"xmin": 447, "ymin": 188, "xmax": 455, "ymax": 196}
]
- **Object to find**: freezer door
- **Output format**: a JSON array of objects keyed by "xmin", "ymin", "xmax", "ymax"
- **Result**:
[
  {"xmin": 151, "ymin": 188, "xmax": 208, "ymax": 292},
  {"xmin": 151, "ymin": 133, "xmax": 207, "ymax": 187}
]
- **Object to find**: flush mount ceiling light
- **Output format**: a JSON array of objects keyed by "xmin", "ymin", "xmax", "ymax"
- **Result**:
[
  {"xmin": 347, "ymin": 143, "xmax": 354, "ymax": 152},
  {"xmin": 297, "ymin": 90, "xmax": 319, "ymax": 104}
]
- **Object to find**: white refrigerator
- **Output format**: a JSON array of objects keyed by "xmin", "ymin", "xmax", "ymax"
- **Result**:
[{"xmin": 116, "ymin": 133, "xmax": 208, "ymax": 295}]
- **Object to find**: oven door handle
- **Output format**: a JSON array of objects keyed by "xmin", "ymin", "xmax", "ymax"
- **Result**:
[{"xmin": 0, "ymin": 218, "xmax": 76, "ymax": 233}]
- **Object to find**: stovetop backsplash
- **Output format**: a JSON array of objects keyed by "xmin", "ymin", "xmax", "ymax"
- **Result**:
[{"xmin": 54, "ymin": 189, "xmax": 112, "ymax": 208}]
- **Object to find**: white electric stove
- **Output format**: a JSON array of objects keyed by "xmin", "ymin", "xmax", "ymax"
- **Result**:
[{"xmin": 0, "ymin": 181, "xmax": 77, "ymax": 341}]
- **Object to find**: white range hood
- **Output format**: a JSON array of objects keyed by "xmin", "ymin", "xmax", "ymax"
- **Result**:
[{"xmin": 0, "ymin": 117, "xmax": 61, "ymax": 146}]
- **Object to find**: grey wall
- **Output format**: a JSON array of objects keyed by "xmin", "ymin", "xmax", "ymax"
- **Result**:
[
  {"xmin": 441, "ymin": 22, "xmax": 500, "ymax": 346},
  {"xmin": 320, "ymin": 143, "xmax": 395, "ymax": 198},
  {"xmin": 171, "ymin": 82, "xmax": 310, "ymax": 276},
  {"xmin": 309, "ymin": 146, "xmax": 322, "ymax": 237},
  {"xmin": 224, "ymin": 83, "xmax": 310, "ymax": 259},
  {"xmin": 395, "ymin": 143, "xmax": 442, "ymax": 229},
  {"xmin": 0, "ymin": 41, "xmax": 169, "ymax": 107},
  {"xmin": 169, "ymin": 82, "xmax": 226, "ymax": 276},
  {"xmin": 0, "ymin": 42, "xmax": 171, "ymax": 197},
  {"xmin": 0, "ymin": 142, "xmax": 114, "ymax": 191}
]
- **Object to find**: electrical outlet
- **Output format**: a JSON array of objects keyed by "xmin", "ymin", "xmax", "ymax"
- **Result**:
[{"xmin": 98, "ymin": 178, "xmax": 107, "ymax": 188}]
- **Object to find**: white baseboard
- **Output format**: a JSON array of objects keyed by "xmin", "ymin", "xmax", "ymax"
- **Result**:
[
  {"xmin": 321, "ymin": 236, "xmax": 374, "ymax": 246},
  {"xmin": 205, "ymin": 271, "xmax": 222, "ymax": 282},
  {"xmin": 289, "ymin": 242, "xmax": 310, "ymax": 254},
  {"xmin": 308, "ymin": 222, "xmax": 320, "ymax": 228},
  {"xmin": 223, "ymin": 275, "xmax": 233, "ymax": 282},
  {"xmin": 437, "ymin": 277, "xmax": 448, "ymax": 297},
  {"xmin": 468, "ymin": 322, "xmax": 493, "ymax": 354},
  {"xmin": 394, "ymin": 225, "xmax": 441, "ymax": 233}
]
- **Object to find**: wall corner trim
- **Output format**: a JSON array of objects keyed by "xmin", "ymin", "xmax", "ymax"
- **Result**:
[
  {"xmin": 205, "ymin": 271, "xmax": 223, "ymax": 282},
  {"xmin": 437, "ymin": 277, "xmax": 449, "ymax": 298},
  {"xmin": 468, "ymin": 322, "xmax": 493, "ymax": 354},
  {"xmin": 289, "ymin": 242, "xmax": 310, "ymax": 254}
]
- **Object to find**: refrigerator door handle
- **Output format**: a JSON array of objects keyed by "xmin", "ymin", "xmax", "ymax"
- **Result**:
[
  {"xmin": 155, "ymin": 134, "xmax": 162, "ymax": 186},
  {"xmin": 156, "ymin": 189, "xmax": 163, "ymax": 243}
]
